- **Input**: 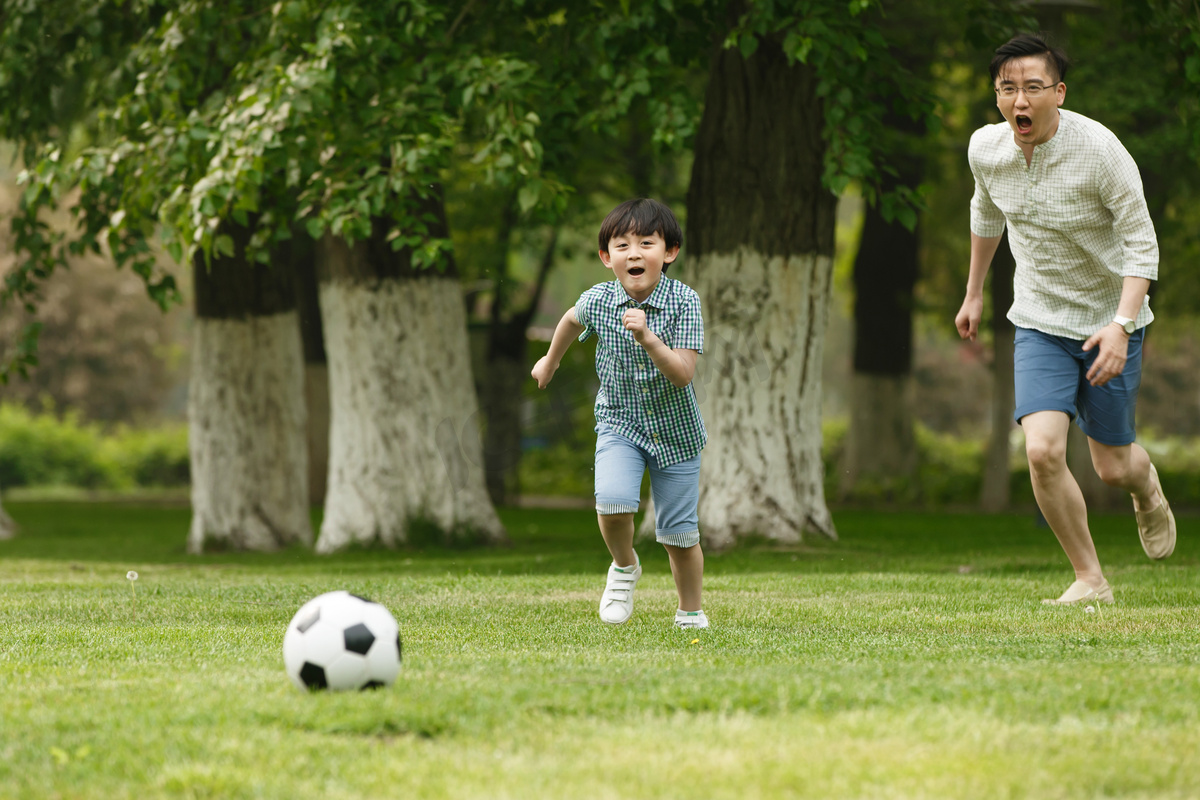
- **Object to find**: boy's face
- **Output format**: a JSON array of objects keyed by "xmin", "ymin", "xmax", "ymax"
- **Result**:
[
  {"xmin": 994, "ymin": 55, "xmax": 1065, "ymax": 150},
  {"xmin": 599, "ymin": 229, "xmax": 679, "ymax": 302}
]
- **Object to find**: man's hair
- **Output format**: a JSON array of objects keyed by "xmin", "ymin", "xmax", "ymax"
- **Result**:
[
  {"xmin": 598, "ymin": 198, "xmax": 683, "ymax": 269},
  {"xmin": 990, "ymin": 33, "xmax": 1070, "ymax": 85}
]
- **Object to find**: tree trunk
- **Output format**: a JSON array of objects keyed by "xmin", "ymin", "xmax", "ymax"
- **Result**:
[
  {"xmin": 314, "ymin": 212, "xmax": 505, "ymax": 551},
  {"xmin": 981, "ymin": 233, "xmax": 1016, "ymax": 511},
  {"xmin": 187, "ymin": 229, "xmax": 311, "ymax": 553},
  {"xmin": 0, "ymin": 492, "xmax": 15, "ymax": 540},
  {"xmin": 289, "ymin": 230, "xmax": 330, "ymax": 507},
  {"xmin": 685, "ymin": 36, "xmax": 838, "ymax": 548},
  {"xmin": 839, "ymin": 173, "xmax": 920, "ymax": 500},
  {"xmin": 482, "ymin": 226, "xmax": 557, "ymax": 507}
]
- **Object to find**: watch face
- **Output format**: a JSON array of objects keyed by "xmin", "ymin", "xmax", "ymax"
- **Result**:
[{"xmin": 1124, "ymin": 320, "xmax": 1136, "ymax": 334}]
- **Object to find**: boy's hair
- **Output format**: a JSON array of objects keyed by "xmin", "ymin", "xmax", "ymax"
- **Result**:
[
  {"xmin": 990, "ymin": 33, "xmax": 1070, "ymax": 85},
  {"xmin": 598, "ymin": 198, "xmax": 683, "ymax": 269}
]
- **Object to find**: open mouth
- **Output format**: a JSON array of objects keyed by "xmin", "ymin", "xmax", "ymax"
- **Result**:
[
  {"xmin": 628, "ymin": 267, "xmax": 645, "ymax": 276},
  {"xmin": 1016, "ymin": 115, "xmax": 1033, "ymax": 134}
]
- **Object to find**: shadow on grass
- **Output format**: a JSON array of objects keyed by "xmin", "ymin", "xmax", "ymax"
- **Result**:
[{"xmin": 0, "ymin": 500, "xmax": 1194, "ymax": 578}]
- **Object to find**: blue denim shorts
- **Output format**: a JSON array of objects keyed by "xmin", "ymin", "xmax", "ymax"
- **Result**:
[
  {"xmin": 1013, "ymin": 326, "xmax": 1144, "ymax": 446},
  {"xmin": 594, "ymin": 424, "xmax": 701, "ymax": 548}
]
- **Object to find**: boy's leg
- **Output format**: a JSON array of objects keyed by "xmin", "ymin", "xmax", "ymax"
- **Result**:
[
  {"xmin": 648, "ymin": 451, "xmax": 704, "ymax": 620},
  {"xmin": 664, "ymin": 543, "xmax": 703, "ymax": 612},
  {"xmin": 1021, "ymin": 411, "xmax": 1108, "ymax": 596},
  {"xmin": 598, "ymin": 512, "xmax": 637, "ymax": 568},
  {"xmin": 594, "ymin": 425, "xmax": 647, "ymax": 624}
]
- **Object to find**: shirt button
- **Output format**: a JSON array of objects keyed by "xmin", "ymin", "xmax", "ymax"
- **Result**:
[{"xmin": 652, "ymin": 433, "xmax": 659, "ymax": 441}]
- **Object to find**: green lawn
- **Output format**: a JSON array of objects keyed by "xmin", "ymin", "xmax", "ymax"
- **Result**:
[{"xmin": 1, "ymin": 502, "xmax": 1198, "ymax": 799}]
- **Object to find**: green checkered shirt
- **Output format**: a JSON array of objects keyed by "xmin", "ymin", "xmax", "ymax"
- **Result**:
[
  {"xmin": 969, "ymin": 109, "xmax": 1158, "ymax": 340},
  {"xmin": 575, "ymin": 274, "xmax": 706, "ymax": 467}
]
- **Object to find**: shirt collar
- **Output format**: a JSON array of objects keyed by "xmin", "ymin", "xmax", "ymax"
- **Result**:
[{"xmin": 612, "ymin": 274, "xmax": 672, "ymax": 309}]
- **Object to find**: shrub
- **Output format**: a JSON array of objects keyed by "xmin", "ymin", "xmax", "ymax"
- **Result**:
[
  {"xmin": 108, "ymin": 424, "xmax": 190, "ymax": 488},
  {"xmin": 0, "ymin": 403, "xmax": 128, "ymax": 489}
]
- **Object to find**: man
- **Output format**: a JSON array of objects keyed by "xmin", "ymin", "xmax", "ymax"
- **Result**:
[{"xmin": 955, "ymin": 33, "xmax": 1176, "ymax": 605}]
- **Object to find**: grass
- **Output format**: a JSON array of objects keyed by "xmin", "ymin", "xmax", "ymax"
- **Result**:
[{"xmin": 2, "ymin": 502, "xmax": 1199, "ymax": 799}]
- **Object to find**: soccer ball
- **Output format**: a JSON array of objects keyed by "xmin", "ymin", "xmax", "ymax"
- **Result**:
[{"xmin": 282, "ymin": 591, "xmax": 402, "ymax": 691}]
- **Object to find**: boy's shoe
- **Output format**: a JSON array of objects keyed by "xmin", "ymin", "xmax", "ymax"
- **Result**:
[
  {"xmin": 1134, "ymin": 464, "xmax": 1176, "ymax": 560},
  {"xmin": 673, "ymin": 609, "xmax": 709, "ymax": 629},
  {"xmin": 1042, "ymin": 578, "xmax": 1114, "ymax": 605},
  {"xmin": 599, "ymin": 559, "xmax": 641, "ymax": 624}
]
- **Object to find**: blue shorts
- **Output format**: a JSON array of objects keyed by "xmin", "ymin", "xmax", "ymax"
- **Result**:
[
  {"xmin": 1013, "ymin": 326, "xmax": 1144, "ymax": 446},
  {"xmin": 594, "ymin": 424, "xmax": 701, "ymax": 548}
]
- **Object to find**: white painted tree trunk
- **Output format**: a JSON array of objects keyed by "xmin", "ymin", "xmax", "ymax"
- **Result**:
[
  {"xmin": 315, "ymin": 276, "xmax": 505, "ymax": 552},
  {"xmin": 187, "ymin": 313, "xmax": 311, "ymax": 553},
  {"xmin": 689, "ymin": 248, "xmax": 837, "ymax": 549},
  {"xmin": 0, "ymin": 493, "xmax": 15, "ymax": 540},
  {"xmin": 838, "ymin": 374, "xmax": 917, "ymax": 499}
]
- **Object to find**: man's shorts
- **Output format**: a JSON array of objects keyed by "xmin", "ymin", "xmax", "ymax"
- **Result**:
[
  {"xmin": 593, "ymin": 423, "xmax": 701, "ymax": 548},
  {"xmin": 1013, "ymin": 326, "xmax": 1144, "ymax": 447}
]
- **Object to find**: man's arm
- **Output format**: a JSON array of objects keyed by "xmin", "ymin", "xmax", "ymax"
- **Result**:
[
  {"xmin": 531, "ymin": 306, "xmax": 584, "ymax": 389},
  {"xmin": 1082, "ymin": 276, "xmax": 1151, "ymax": 387},
  {"xmin": 955, "ymin": 232, "xmax": 1004, "ymax": 342}
]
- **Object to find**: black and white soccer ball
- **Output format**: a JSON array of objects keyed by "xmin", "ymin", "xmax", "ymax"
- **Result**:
[{"xmin": 283, "ymin": 591, "xmax": 402, "ymax": 691}]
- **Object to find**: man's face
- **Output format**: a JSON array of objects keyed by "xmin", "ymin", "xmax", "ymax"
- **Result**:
[
  {"xmin": 599, "ymin": 230, "xmax": 678, "ymax": 302},
  {"xmin": 995, "ymin": 55, "xmax": 1066, "ymax": 149}
]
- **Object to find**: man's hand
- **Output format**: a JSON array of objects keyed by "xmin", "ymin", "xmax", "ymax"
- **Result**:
[
  {"xmin": 1082, "ymin": 323, "xmax": 1130, "ymax": 387},
  {"xmin": 623, "ymin": 308, "xmax": 649, "ymax": 342},
  {"xmin": 530, "ymin": 356, "xmax": 558, "ymax": 389},
  {"xmin": 955, "ymin": 296, "xmax": 984, "ymax": 341}
]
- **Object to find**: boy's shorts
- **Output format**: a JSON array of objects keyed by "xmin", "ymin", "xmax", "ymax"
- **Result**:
[
  {"xmin": 594, "ymin": 423, "xmax": 701, "ymax": 548},
  {"xmin": 1013, "ymin": 326, "xmax": 1144, "ymax": 447}
]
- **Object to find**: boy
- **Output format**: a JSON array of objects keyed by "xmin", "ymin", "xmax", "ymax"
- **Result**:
[
  {"xmin": 955, "ymin": 34, "xmax": 1175, "ymax": 605},
  {"xmin": 531, "ymin": 198, "xmax": 708, "ymax": 628}
]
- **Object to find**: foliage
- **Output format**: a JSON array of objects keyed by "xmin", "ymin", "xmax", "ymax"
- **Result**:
[
  {"xmin": 0, "ymin": 403, "xmax": 188, "ymax": 489},
  {"xmin": 2, "ymin": 503, "xmax": 1200, "ymax": 797},
  {"xmin": 0, "ymin": 402, "xmax": 127, "ymax": 489}
]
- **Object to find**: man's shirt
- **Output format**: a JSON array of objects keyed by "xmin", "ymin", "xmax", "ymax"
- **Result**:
[
  {"xmin": 969, "ymin": 108, "xmax": 1158, "ymax": 340},
  {"xmin": 574, "ymin": 274, "xmax": 706, "ymax": 467}
]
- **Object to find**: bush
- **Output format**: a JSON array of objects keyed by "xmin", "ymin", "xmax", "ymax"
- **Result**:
[
  {"xmin": 109, "ymin": 424, "xmax": 190, "ymax": 488},
  {"xmin": 0, "ymin": 403, "xmax": 128, "ymax": 489}
]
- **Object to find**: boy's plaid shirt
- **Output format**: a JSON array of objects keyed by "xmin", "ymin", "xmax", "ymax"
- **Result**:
[
  {"xmin": 575, "ymin": 274, "xmax": 706, "ymax": 467},
  {"xmin": 969, "ymin": 109, "xmax": 1158, "ymax": 340}
]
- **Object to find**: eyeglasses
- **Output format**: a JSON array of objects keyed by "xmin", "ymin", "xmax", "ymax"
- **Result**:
[{"xmin": 995, "ymin": 84, "xmax": 1058, "ymax": 98}]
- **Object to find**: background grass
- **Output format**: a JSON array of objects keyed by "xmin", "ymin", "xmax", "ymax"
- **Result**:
[{"xmin": 2, "ymin": 502, "xmax": 1198, "ymax": 799}]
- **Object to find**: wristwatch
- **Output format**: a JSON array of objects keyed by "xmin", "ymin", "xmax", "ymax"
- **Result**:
[{"xmin": 1112, "ymin": 315, "xmax": 1136, "ymax": 335}]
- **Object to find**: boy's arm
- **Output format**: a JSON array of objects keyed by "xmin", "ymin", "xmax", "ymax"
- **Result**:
[
  {"xmin": 623, "ymin": 309, "xmax": 697, "ymax": 388},
  {"xmin": 531, "ymin": 306, "xmax": 584, "ymax": 389}
]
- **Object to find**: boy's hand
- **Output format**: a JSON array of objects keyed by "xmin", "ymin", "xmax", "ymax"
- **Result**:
[
  {"xmin": 623, "ymin": 308, "xmax": 649, "ymax": 342},
  {"xmin": 531, "ymin": 356, "xmax": 558, "ymax": 389}
]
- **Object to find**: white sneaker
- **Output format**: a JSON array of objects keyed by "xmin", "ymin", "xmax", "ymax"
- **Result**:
[
  {"xmin": 599, "ymin": 559, "xmax": 641, "ymax": 624},
  {"xmin": 674, "ymin": 609, "xmax": 709, "ymax": 629}
]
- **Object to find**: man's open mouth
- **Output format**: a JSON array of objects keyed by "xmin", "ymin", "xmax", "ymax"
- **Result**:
[{"xmin": 1016, "ymin": 115, "xmax": 1032, "ymax": 134}]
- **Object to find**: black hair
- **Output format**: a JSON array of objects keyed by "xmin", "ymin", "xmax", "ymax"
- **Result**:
[
  {"xmin": 990, "ymin": 33, "xmax": 1070, "ymax": 85},
  {"xmin": 597, "ymin": 198, "xmax": 683, "ymax": 270}
]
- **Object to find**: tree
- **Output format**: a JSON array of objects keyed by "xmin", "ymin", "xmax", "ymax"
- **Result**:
[{"xmin": 5, "ymin": 1, "xmax": 557, "ymax": 549}]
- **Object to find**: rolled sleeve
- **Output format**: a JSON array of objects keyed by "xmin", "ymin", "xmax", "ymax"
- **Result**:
[
  {"xmin": 672, "ymin": 289, "xmax": 705, "ymax": 352},
  {"xmin": 1099, "ymin": 142, "xmax": 1159, "ymax": 281},
  {"xmin": 968, "ymin": 134, "xmax": 1008, "ymax": 238}
]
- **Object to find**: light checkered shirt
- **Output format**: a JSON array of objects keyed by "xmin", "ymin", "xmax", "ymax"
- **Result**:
[
  {"xmin": 575, "ymin": 274, "xmax": 706, "ymax": 467},
  {"xmin": 969, "ymin": 108, "xmax": 1158, "ymax": 340}
]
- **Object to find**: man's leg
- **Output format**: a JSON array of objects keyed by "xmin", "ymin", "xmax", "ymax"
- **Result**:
[
  {"xmin": 1087, "ymin": 439, "xmax": 1154, "ymax": 502},
  {"xmin": 1022, "ymin": 410, "xmax": 1105, "ymax": 586}
]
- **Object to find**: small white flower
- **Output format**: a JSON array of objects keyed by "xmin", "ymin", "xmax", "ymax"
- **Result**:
[
  {"xmin": 127, "ymin": 571, "xmax": 138, "ymax": 581},
  {"xmin": 1084, "ymin": 605, "xmax": 1095, "ymax": 614}
]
